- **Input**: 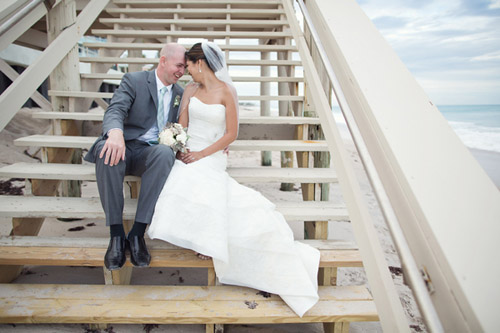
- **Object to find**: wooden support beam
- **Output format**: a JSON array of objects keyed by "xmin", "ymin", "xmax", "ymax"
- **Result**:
[
  {"xmin": 0, "ymin": 1, "xmax": 48, "ymax": 52},
  {"xmin": 0, "ymin": 0, "xmax": 110, "ymax": 132},
  {"xmin": 0, "ymin": 59, "xmax": 51, "ymax": 110}
]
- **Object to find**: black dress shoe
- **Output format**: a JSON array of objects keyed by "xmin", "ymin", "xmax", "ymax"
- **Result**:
[
  {"xmin": 104, "ymin": 236, "xmax": 127, "ymax": 270},
  {"xmin": 128, "ymin": 236, "xmax": 151, "ymax": 267}
]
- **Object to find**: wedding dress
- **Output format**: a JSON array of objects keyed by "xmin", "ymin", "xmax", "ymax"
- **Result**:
[{"xmin": 148, "ymin": 96, "xmax": 320, "ymax": 317}]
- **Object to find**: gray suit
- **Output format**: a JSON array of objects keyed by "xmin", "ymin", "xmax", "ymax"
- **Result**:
[{"xmin": 85, "ymin": 70, "xmax": 183, "ymax": 226}]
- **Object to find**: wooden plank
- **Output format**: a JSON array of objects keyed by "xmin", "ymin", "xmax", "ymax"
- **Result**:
[
  {"xmin": 0, "ymin": 0, "xmax": 110, "ymax": 132},
  {"xmin": 0, "ymin": 163, "xmax": 337, "ymax": 183},
  {"xmin": 0, "ymin": 237, "xmax": 357, "ymax": 251},
  {"xmin": 0, "ymin": 284, "xmax": 371, "ymax": 302},
  {"xmin": 91, "ymin": 29, "xmax": 292, "ymax": 39},
  {"xmin": 0, "ymin": 59, "xmax": 51, "ymax": 110},
  {"xmin": 81, "ymin": 73, "xmax": 303, "ymax": 82},
  {"xmin": 112, "ymin": 0, "xmax": 282, "ymax": 4},
  {"xmin": 105, "ymin": 8, "xmax": 285, "ymax": 16},
  {"xmin": 33, "ymin": 112, "xmax": 316, "ymax": 123},
  {"xmin": 99, "ymin": 18, "xmax": 288, "ymax": 28},
  {"xmin": 47, "ymin": 90, "xmax": 305, "ymax": 101},
  {"xmin": 82, "ymin": 42, "xmax": 298, "ymax": 52},
  {"xmin": 0, "ymin": 196, "xmax": 349, "ymax": 222},
  {"xmin": 13, "ymin": 135, "xmax": 328, "ymax": 151},
  {"xmin": 79, "ymin": 57, "xmax": 301, "ymax": 66},
  {"xmin": 0, "ymin": 284, "xmax": 377, "ymax": 324},
  {"xmin": 0, "ymin": 237, "xmax": 361, "ymax": 268}
]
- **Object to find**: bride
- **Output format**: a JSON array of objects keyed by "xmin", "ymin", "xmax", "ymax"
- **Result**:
[{"xmin": 147, "ymin": 42, "xmax": 320, "ymax": 317}]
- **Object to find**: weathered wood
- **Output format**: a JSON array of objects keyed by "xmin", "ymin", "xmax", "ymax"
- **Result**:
[
  {"xmin": 0, "ymin": 59, "xmax": 51, "ymax": 110},
  {"xmin": 112, "ymin": 0, "xmax": 282, "ymax": 5},
  {"xmin": 106, "ymin": 8, "xmax": 285, "ymax": 18},
  {"xmin": 0, "ymin": 237, "xmax": 361, "ymax": 268},
  {"xmin": 283, "ymin": 1, "xmax": 409, "ymax": 330},
  {"xmin": 82, "ymin": 42, "xmax": 298, "ymax": 52},
  {"xmin": 324, "ymin": 321, "xmax": 350, "ymax": 333},
  {"xmin": 0, "ymin": 163, "xmax": 338, "ymax": 183},
  {"xmin": 0, "ymin": 0, "xmax": 110, "ymax": 132},
  {"xmin": 47, "ymin": 90, "xmax": 305, "ymax": 101},
  {"xmin": 13, "ymin": 135, "xmax": 328, "ymax": 151},
  {"xmin": 0, "ymin": 196, "xmax": 349, "ymax": 222},
  {"xmin": 33, "ymin": 112, "xmax": 318, "ymax": 124},
  {"xmin": 0, "ymin": 284, "xmax": 378, "ymax": 324},
  {"xmin": 99, "ymin": 18, "xmax": 288, "ymax": 28},
  {"xmin": 92, "ymin": 29, "xmax": 292, "ymax": 39},
  {"xmin": 82, "ymin": 74, "xmax": 304, "ymax": 83},
  {"xmin": 79, "ymin": 57, "xmax": 301, "ymax": 66}
]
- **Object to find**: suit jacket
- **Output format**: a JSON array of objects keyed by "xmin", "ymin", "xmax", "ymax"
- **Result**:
[{"xmin": 85, "ymin": 70, "xmax": 184, "ymax": 163}]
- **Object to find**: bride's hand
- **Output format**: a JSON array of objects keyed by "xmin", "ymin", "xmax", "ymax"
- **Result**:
[
  {"xmin": 185, "ymin": 151, "xmax": 205, "ymax": 163},
  {"xmin": 178, "ymin": 149, "xmax": 190, "ymax": 163}
]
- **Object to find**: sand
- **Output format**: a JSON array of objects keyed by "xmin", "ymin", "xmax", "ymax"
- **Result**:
[{"xmin": 2, "ymin": 106, "xmax": 498, "ymax": 332}]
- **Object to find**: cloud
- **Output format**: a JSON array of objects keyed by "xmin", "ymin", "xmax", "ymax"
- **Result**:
[{"xmin": 356, "ymin": 0, "xmax": 500, "ymax": 104}]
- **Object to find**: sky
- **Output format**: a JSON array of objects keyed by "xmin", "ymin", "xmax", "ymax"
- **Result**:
[{"xmin": 355, "ymin": 0, "xmax": 500, "ymax": 105}]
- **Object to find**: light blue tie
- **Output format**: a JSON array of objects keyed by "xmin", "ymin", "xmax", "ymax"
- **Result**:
[{"xmin": 157, "ymin": 86, "xmax": 168, "ymax": 130}]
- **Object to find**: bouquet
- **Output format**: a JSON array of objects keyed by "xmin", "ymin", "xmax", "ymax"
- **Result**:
[{"xmin": 159, "ymin": 122, "xmax": 189, "ymax": 152}]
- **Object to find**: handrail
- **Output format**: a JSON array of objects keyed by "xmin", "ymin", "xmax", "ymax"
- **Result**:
[
  {"xmin": 295, "ymin": 0, "xmax": 444, "ymax": 332},
  {"xmin": 0, "ymin": 0, "xmax": 45, "ymax": 37}
]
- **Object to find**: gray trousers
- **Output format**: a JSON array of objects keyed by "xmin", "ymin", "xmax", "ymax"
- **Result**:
[{"xmin": 94, "ymin": 139, "xmax": 175, "ymax": 226}]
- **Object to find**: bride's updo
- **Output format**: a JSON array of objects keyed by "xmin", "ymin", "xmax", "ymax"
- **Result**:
[{"xmin": 186, "ymin": 43, "xmax": 224, "ymax": 73}]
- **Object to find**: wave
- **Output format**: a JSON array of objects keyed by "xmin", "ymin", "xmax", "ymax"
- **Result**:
[{"xmin": 448, "ymin": 121, "xmax": 500, "ymax": 153}]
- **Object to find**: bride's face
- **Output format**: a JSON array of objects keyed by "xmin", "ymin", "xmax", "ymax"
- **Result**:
[{"xmin": 186, "ymin": 60, "xmax": 200, "ymax": 82}]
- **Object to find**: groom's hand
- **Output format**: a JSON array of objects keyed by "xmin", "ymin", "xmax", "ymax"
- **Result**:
[
  {"xmin": 178, "ymin": 149, "xmax": 190, "ymax": 163},
  {"xmin": 100, "ymin": 129, "xmax": 126, "ymax": 166}
]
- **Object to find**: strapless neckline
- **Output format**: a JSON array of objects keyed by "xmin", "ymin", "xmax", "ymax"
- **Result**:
[{"xmin": 191, "ymin": 96, "xmax": 225, "ymax": 108}]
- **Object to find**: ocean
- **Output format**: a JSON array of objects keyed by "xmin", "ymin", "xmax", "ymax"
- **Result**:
[
  {"xmin": 330, "ymin": 104, "xmax": 500, "ymax": 155},
  {"xmin": 330, "ymin": 104, "xmax": 500, "ymax": 186},
  {"xmin": 438, "ymin": 105, "xmax": 500, "ymax": 154}
]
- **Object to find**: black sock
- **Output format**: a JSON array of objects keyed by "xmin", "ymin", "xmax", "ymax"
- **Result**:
[
  {"xmin": 110, "ymin": 224, "xmax": 125, "ymax": 238},
  {"xmin": 128, "ymin": 221, "xmax": 147, "ymax": 238}
]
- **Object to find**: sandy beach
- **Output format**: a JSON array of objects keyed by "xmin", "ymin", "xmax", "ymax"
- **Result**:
[{"xmin": 1, "ymin": 107, "xmax": 498, "ymax": 332}]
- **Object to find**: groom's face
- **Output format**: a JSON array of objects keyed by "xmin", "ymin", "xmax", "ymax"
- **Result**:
[{"xmin": 159, "ymin": 50, "xmax": 186, "ymax": 86}]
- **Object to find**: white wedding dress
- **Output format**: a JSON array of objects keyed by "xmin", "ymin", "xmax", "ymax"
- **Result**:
[{"xmin": 148, "ymin": 96, "xmax": 320, "ymax": 317}]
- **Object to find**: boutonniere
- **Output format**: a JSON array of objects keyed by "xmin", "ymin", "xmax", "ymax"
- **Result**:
[{"xmin": 173, "ymin": 95, "xmax": 181, "ymax": 108}]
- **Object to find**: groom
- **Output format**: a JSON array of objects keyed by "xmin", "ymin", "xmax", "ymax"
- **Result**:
[{"xmin": 84, "ymin": 43, "xmax": 186, "ymax": 270}]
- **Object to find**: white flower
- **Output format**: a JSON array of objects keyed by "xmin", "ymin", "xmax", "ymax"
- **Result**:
[
  {"xmin": 158, "ymin": 122, "xmax": 189, "ymax": 152},
  {"xmin": 177, "ymin": 131, "xmax": 187, "ymax": 144},
  {"xmin": 159, "ymin": 128, "xmax": 176, "ymax": 146},
  {"xmin": 173, "ymin": 123, "xmax": 183, "ymax": 132}
]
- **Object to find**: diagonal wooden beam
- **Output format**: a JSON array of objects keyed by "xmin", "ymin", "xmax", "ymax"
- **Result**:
[
  {"xmin": 0, "ymin": 1, "xmax": 48, "ymax": 52},
  {"xmin": 0, "ymin": 59, "xmax": 51, "ymax": 110},
  {"xmin": 0, "ymin": 0, "xmax": 110, "ymax": 132}
]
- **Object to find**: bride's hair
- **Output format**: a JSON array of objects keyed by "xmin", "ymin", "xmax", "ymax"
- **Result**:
[
  {"xmin": 186, "ymin": 43, "xmax": 225, "ymax": 73},
  {"xmin": 186, "ymin": 43, "xmax": 214, "ymax": 72}
]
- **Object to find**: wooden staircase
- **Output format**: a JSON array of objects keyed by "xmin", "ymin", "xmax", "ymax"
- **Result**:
[{"xmin": 0, "ymin": 0, "xmax": 391, "ymax": 331}]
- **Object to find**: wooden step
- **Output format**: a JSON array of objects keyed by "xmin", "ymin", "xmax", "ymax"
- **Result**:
[
  {"xmin": 0, "ymin": 163, "xmax": 336, "ymax": 183},
  {"xmin": 105, "ymin": 8, "xmax": 286, "ymax": 19},
  {"xmin": 14, "ymin": 135, "xmax": 329, "ymax": 151},
  {"xmin": 112, "ymin": 0, "xmax": 283, "ymax": 5},
  {"xmin": 82, "ymin": 42, "xmax": 298, "ymax": 52},
  {"xmin": 91, "ymin": 29, "xmax": 292, "ymax": 39},
  {"xmin": 79, "ymin": 57, "xmax": 302, "ymax": 66},
  {"xmin": 0, "ymin": 284, "xmax": 377, "ymax": 324},
  {"xmin": 80, "ymin": 73, "xmax": 304, "ymax": 83},
  {"xmin": 48, "ymin": 90, "xmax": 305, "ymax": 102},
  {"xmin": 0, "ymin": 236, "xmax": 359, "ymax": 268},
  {"xmin": 99, "ymin": 18, "xmax": 288, "ymax": 28},
  {"xmin": 33, "ymin": 111, "xmax": 318, "ymax": 124},
  {"xmin": 0, "ymin": 196, "xmax": 347, "ymax": 221}
]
